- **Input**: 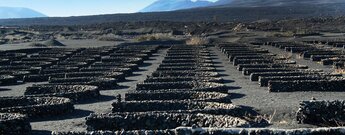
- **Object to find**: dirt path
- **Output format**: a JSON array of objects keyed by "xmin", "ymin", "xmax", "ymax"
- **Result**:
[{"xmin": 28, "ymin": 48, "xmax": 168, "ymax": 134}]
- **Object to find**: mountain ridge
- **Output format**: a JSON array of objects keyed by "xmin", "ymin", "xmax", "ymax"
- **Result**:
[
  {"xmin": 1, "ymin": 1, "xmax": 345, "ymax": 25},
  {"xmin": 139, "ymin": 0, "xmax": 345, "ymax": 13},
  {"xmin": 0, "ymin": 7, "xmax": 47, "ymax": 19},
  {"xmin": 140, "ymin": 0, "xmax": 213, "ymax": 12}
]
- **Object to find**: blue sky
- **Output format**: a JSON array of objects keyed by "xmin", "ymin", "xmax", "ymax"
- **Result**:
[{"xmin": 0, "ymin": 0, "xmax": 218, "ymax": 17}]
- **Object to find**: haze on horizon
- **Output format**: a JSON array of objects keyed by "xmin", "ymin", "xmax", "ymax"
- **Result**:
[{"xmin": 0, "ymin": 0, "xmax": 218, "ymax": 17}]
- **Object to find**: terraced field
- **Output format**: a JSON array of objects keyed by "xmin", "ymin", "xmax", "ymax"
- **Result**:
[{"xmin": 1, "ymin": 35, "xmax": 345, "ymax": 134}]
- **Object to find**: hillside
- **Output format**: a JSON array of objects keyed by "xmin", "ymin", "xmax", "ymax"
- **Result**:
[
  {"xmin": 140, "ymin": 0, "xmax": 212, "ymax": 12},
  {"xmin": 139, "ymin": 0, "xmax": 345, "ymax": 13},
  {"xmin": 0, "ymin": 3, "xmax": 344, "ymax": 26},
  {"xmin": 0, "ymin": 7, "xmax": 46, "ymax": 19}
]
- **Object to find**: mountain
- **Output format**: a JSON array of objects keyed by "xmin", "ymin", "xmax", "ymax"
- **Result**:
[
  {"xmin": 140, "ymin": 0, "xmax": 213, "ymax": 12},
  {"xmin": 1, "ymin": 2, "xmax": 345, "ymax": 26},
  {"xmin": 0, "ymin": 0, "xmax": 345, "ymax": 25},
  {"xmin": 0, "ymin": 7, "xmax": 47, "ymax": 19},
  {"xmin": 140, "ymin": 0, "xmax": 345, "ymax": 12}
]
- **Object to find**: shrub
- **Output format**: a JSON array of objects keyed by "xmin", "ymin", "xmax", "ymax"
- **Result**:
[
  {"xmin": 136, "ymin": 33, "xmax": 173, "ymax": 42},
  {"xmin": 186, "ymin": 37, "xmax": 209, "ymax": 46}
]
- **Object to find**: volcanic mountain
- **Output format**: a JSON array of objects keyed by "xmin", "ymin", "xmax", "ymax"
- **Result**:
[{"xmin": 0, "ymin": 7, "xmax": 46, "ymax": 19}]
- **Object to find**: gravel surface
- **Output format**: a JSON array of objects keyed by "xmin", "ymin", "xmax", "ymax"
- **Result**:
[
  {"xmin": 0, "ymin": 39, "xmax": 122, "ymax": 51},
  {"xmin": 0, "ymin": 46, "xmax": 168, "ymax": 134}
]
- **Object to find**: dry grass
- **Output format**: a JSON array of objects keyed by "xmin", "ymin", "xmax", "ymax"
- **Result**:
[
  {"xmin": 252, "ymin": 110, "xmax": 277, "ymax": 125},
  {"xmin": 136, "ymin": 33, "xmax": 173, "ymax": 42},
  {"xmin": 98, "ymin": 34, "xmax": 125, "ymax": 41},
  {"xmin": 276, "ymin": 53, "xmax": 293, "ymax": 60},
  {"xmin": 267, "ymin": 110, "xmax": 276, "ymax": 124},
  {"xmin": 333, "ymin": 69, "xmax": 345, "ymax": 74},
  {"xmin": 186, "ymin": 37, "xmax": 209, "ymax": 46},
  {"xmin": 296, "ymin": 53, "xmax": 304, "ymax": 60}
]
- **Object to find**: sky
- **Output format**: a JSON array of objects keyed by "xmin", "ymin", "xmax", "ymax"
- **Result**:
[{"xmin": 0, "ymin": 0, "xmax": 218, "ymax": 17}]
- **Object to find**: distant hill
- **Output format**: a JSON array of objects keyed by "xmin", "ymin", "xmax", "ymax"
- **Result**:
[
  {"xmin": 140, "ymin": 0, "xmax": 212, "ymax": 12},
  {"xmin": 0, "ymin": 7, "xmax": 47, "ymax": 19},
  {"xmin": 140, "ymin": 0, "xmax": 345, "ymax": 11},
  {"xmin": 0, "ymin": 2, "xmax": 345, "ymax": 25},
  {"xmin": 140, "ymin": 0, "xmax": 345, "ymax": 12}
]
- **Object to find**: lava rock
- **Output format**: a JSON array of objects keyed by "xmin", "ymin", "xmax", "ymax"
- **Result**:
[
  {"xmin": 49, "ymin": 77, "xmax": 118, "ymax": 90},
  {"xmin": 25, "ymin": 84, "xmax": 100, "ymax": 102},
  {"xmin": 297, "ymin": 100, "xmax": 345, "ymax": 126},
  {"xmin": 111, "ymin": 101, "xmax": 248, "ymax": 117},
  {"xmin": 0, "ymin": 75, "xmax": 17, "ymax": 86},
  {"xmin": 125, "ymin": 90, "xmax": 231, "ymax": 103},
  {"xmin": 0, "ymin": 113, "xmax": 31, "ymax": 135},
  {"xmin": 86, "ymin": 112, "xmax": 251, "ymax": 131},
  {"xmin": 268, "ymin": 79, "xmax": 345, "ymax": 92},
  {"xmin": 0, "ymin": 96, "xmax": 74, "ymax": 118}
]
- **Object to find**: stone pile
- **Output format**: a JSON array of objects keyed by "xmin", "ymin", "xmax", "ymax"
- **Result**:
[
  {"xmin": 25, "ymin": 84, "xmax": 100, "ymax": 102},
  {"xmin": 0, "ymin": 113, "xmax": 31, "ymax": 135},
  {"xmin": 125, "ymin": 90, "xmax": 232, "ymax": 103},
  {"xmin": 86, "ymin": 112, "xmax": 251, "ymax": 131},
  {"xmin": 267, "ymin": 41, "xmax": 345, "ymax": 70},
  {"xmin": 297, "ymin": 100, "xmax": 345, "ymax": 126},
  {"xmin": 0, "ymin": 96, "xmax": 74, "ymax": 117}
]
